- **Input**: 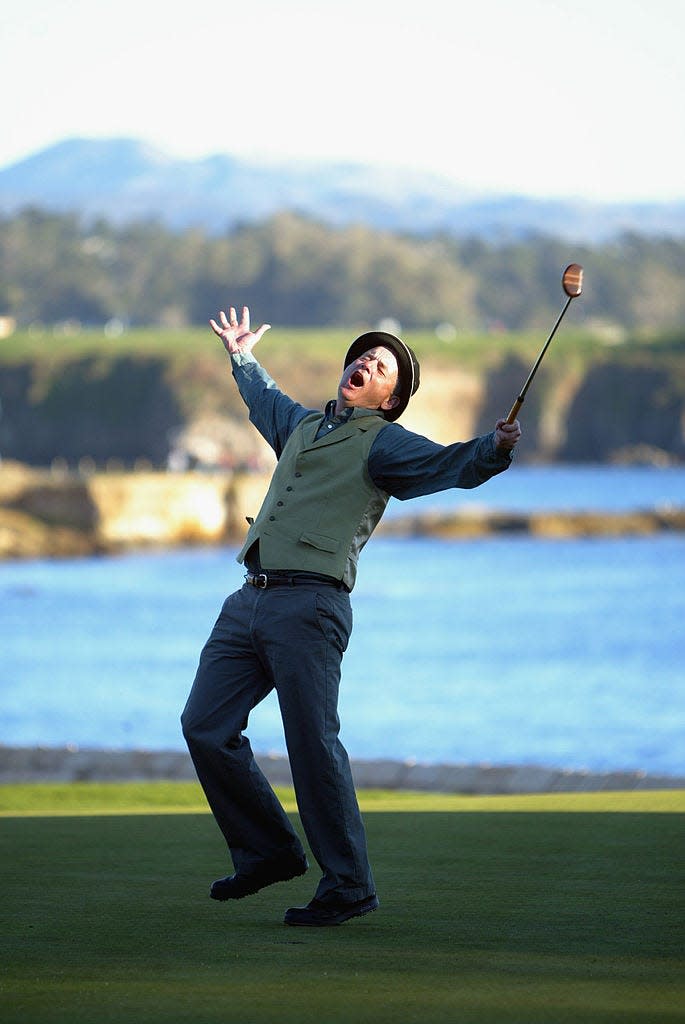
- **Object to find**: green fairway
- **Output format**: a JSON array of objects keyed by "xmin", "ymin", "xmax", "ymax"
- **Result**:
[{"xmin": 1, "ymin": 785, "xmax": 683, "ymax": 1024}]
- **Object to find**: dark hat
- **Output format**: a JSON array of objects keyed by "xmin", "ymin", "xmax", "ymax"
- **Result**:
[{"xmin": 343, "ymin": 331, "xmax": 420, "ymax": 422}]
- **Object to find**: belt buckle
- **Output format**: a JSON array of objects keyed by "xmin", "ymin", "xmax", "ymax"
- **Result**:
[{"xmin": 254, "ymin": 572, "xmax": 268, "ymax": 589}]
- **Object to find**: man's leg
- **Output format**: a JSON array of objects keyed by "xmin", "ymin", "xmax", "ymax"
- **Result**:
[
  {"xmin": 181, "ymin": 585, "xmax": 307, "ymax": 879},
  {"xmin": 253, "ymin": 584, "xmax": 375, "ymax": 904}
]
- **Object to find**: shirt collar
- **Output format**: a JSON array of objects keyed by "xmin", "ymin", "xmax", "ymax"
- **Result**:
[{"xmin": 324, "ymin": 401, "xmax": 386, "ymax": 423}]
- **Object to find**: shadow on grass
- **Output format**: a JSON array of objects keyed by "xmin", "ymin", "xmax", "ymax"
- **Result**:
[{"xmin": 2, "ymin": 810, "xmax": 683, "ymax": 1024}]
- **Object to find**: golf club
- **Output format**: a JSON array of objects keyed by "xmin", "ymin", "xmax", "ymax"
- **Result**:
[{"xmin": 505, "ymin": 263, "xmax": 583, "ymax": 424}]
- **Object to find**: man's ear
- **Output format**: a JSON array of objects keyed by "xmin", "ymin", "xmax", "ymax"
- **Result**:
[{"xmin": 380, "ymin": 394, "xmax": 400, "ymax": 412}]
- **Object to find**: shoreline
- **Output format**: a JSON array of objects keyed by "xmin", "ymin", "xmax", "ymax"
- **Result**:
[
  {"xmin": 3, "ymin": 502, "xmax": 684, "ymax": 561},
  {"xmin": 1, "ymin": 745, "xmax": 682, "ymax": 794},
  {"xmin": 2, "ymin": 460, "xmax": 685, "ymax": 560}
]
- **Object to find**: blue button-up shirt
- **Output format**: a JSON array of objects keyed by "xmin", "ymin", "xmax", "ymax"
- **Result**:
[{"xmin": 231, "ymin": 350, "xmax": 512, "ymax": 501}]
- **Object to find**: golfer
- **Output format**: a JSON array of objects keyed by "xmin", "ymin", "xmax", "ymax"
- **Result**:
[{"xmin": 182, "ymin": 306, "xmax": 521, "ymax": 927}]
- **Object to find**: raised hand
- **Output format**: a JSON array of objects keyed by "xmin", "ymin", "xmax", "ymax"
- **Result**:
[{"xmin": 209, "ymin": 305, "xmax": 271, "ymax": 355}]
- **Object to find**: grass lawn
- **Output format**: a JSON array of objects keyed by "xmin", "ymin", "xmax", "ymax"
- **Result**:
[
  {"xmin": 1, "ymin": 325, "xmax": 597, "ymax": 363},
  {"xmin": 1, "ymin": 784, "xmax": 683, "ymax": 1024}
]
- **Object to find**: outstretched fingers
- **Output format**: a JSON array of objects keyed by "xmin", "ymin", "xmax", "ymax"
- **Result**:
[
  {"xmin": 210, "ymin": 307, "xmax": 241, "ymax": 336},
  {"xmin": 209, "ymin": 305, "xmax": 270, "ymax": 350}
]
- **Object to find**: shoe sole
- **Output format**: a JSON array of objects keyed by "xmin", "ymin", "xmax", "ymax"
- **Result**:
[
  {"xmin": 284, "ymin": 897, "xmax": 379, "ymax": 926},
  {"xmin": 210, "ymin": 863, "xmax": 307, "ymax": 902}
]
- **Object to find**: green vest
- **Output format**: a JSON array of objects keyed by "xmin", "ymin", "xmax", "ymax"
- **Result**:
[{"xmin": 237, "ymin": 410, "xmax": 391, "ymax": 590}]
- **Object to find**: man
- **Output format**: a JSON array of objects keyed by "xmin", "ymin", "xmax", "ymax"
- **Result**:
[{"xmin": 182, "ymin": 306, "xmax": 521, "ymax": 927}]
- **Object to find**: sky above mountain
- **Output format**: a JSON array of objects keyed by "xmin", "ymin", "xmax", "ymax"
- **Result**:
[{"xmin": 2, "ymin": 0, "xmax": 683, "ymax": 203}]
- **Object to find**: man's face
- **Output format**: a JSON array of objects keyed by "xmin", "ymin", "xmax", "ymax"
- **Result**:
[{"xmin": 338, "ymin": 346, "xmax": 400, "ymax": 415}]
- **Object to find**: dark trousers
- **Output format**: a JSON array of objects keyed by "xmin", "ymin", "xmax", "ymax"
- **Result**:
[{"xmin": 181, "ymin": 580, "xmax": 375, "ymax": 903}]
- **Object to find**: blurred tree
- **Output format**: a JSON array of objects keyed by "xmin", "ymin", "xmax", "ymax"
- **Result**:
[{"xmin": 1, "ymin": 209, "xmax": 684, "ymax": 330}]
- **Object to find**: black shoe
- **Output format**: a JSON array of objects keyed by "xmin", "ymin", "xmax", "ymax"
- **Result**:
[
  {"xmin": 210, "ymin": 853, "xmax": 308, "ymax": 901},
  {"xmin": 284, "ymin": 893, "xmax": 379, "ymax": 926}
]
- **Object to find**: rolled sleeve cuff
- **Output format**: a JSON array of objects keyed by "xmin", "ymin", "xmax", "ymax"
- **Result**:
[
  {"xmin": 230, "ymin": 349, "xmax": 260, "ymax": 371},
  {"xmin": 479, "ymin": 431, "xmax": 514, "ymax": 472}
]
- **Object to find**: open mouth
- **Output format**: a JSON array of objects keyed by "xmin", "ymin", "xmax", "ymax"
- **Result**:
[{"xmin": 349, "ymin": 369, "xmax": 365, "ymax": 388}]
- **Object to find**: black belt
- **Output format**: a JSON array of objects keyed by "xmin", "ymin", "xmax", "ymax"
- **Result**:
[{"xmin": 244, "ymin": 570, "xmax": 346, "ymax": 590}]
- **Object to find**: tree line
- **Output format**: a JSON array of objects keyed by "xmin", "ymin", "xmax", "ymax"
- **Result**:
[{"xmin": 1, "ymin": 207, "xmax": 684, "ymax": 331}]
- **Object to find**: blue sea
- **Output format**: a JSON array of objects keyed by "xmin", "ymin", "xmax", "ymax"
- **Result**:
[{"xmin": 1, "ymin": 466, "xmax": 684, "ymax": 776}]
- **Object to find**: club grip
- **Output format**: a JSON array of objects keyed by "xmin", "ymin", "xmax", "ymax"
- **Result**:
[{"xmin": 506, "ymin": 397, "xmax": 523, "ymax": 425}]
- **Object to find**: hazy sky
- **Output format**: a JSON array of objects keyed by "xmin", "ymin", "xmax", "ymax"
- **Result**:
[{"xmin": 2, "ymin": 0, "xmax": 683, "ymax": 201}]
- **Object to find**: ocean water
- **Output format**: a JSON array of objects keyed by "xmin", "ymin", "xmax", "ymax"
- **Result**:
[
  {"xmin": 1, "ymin": 466, "xmax": 684, "ymax": 775},
  {"xmin": 383, "ymin": 462, "xmax": 685, "ymax": 517}
]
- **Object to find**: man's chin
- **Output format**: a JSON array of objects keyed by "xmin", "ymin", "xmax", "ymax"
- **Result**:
[{"xmin": 339, "ymin": 385, "xmax": 361, "ymax": 404}]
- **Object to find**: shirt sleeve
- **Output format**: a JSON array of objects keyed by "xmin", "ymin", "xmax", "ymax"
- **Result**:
[
  {"xmin": 230, "ymin": 350, "xmax": 314, "ymax": 458},
  {"xmin": 367, "ymin": 422, "xmax": 513, "ymax": 500}
]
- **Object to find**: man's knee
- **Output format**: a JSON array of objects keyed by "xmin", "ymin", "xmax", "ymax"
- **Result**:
[
  {"xmin": 180, "ymin": 705, "xmax": 199, "ymax": 746},
  {"xmin": 181, "ymin": 702, "xmax": 244, "ymax": 760},
  {"xmin": 181, "ymin": 701, "xmax": 214, "ymax": 750}
]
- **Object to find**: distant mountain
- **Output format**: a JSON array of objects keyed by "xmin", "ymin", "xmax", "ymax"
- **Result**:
[{"xmin": 1, "ymin": 138, "xmax": 684, "ymax": 243}]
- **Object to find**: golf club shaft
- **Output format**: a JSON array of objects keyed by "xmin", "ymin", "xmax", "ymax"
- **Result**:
[{"xmin": 506, "ymin": 294, "xmax": 573, "ymax": 424}]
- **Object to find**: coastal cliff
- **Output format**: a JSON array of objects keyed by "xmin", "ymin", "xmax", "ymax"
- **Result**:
[
  {"xmin": 1, "ymin": 341, "xmax": 684, "ymax": 470},
  {"xmin": 1, "ymin": 338, "xmax": 684, "ymax": 558}
]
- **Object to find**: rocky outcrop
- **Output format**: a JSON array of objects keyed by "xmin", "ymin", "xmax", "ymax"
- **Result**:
[
  {"xmin": 380, "ymin": 506, "xmax": 685, "ymax": 540},
  {"xmin": 0, "ymin": 462, "xmax": 244, "ymax": 557},
  {"xmin": 1, "ymin": 460, "xmax": 684, "ymax": 559}
]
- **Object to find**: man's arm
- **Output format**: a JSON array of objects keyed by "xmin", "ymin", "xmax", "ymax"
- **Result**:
[
  {"xmin": 368, "ymin": 420, "xmax": 520, "ymax": 500},
  {"xmin": 210, "ymin": 305, "xmax": 311, "ymax": 456}
]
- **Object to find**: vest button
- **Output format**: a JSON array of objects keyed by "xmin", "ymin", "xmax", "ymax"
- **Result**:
[
  {"xmin": 269, "ymin": 515, "xmax": 276, "ymax": 521},
  {"xmin": 295, "ymin": 472, "xmax": 302, "ymax": 478},
  {"xmin": 286, "ymin": 486, "xmax": 293, "ymax": 492},
  {"xmin": 277, "ymin": 501, "xmax": 284, "ymax": 506}
]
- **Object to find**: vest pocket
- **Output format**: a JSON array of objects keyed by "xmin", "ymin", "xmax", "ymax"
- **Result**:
[{"xmin": 299, "ymin": 531, "xmax": 340, "ymax": 553}]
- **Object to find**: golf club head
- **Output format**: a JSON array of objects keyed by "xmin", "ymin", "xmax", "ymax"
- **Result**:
[{"xmin": 562, "ymin": 263, "xmax": 583, "ymax": 298}]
